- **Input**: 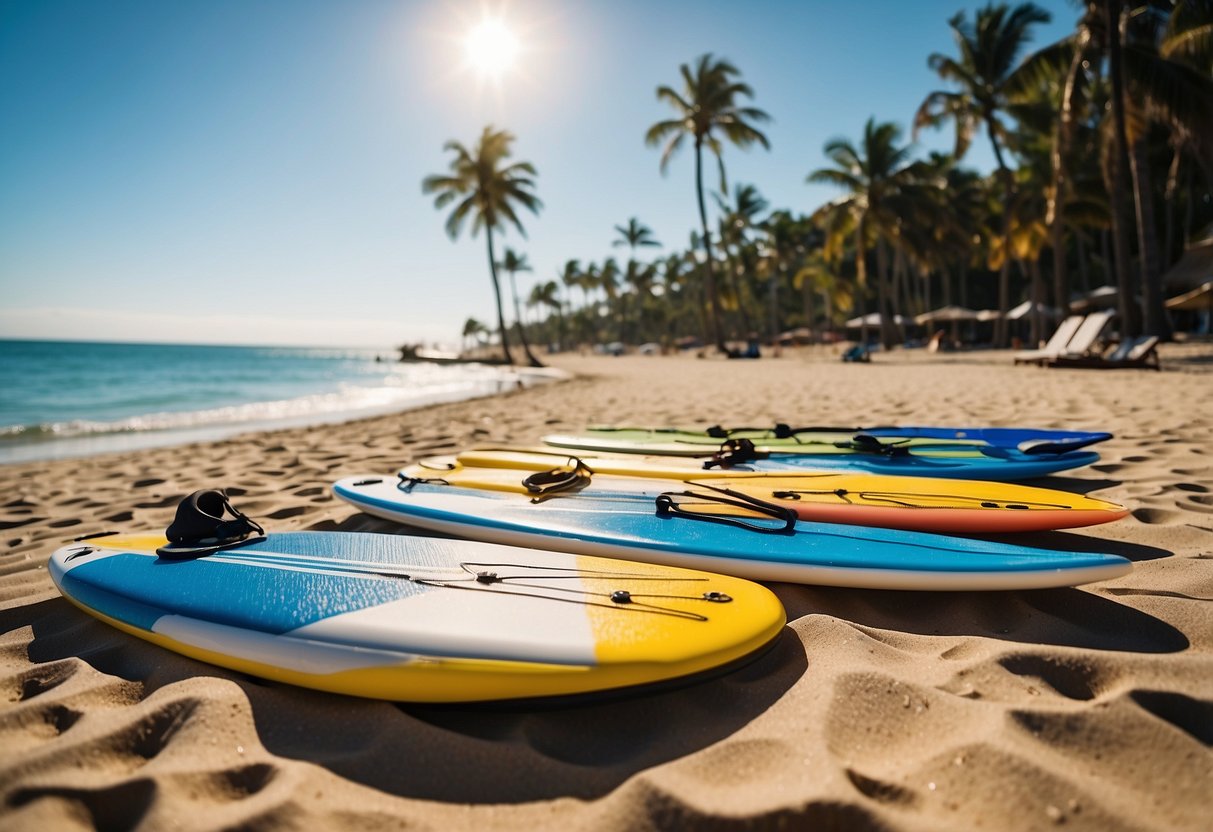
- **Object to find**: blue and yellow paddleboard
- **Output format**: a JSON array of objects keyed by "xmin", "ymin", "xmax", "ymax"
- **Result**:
[{"xmin": 50, "ymin": 532, "xmax": 784, "ymax": 703}]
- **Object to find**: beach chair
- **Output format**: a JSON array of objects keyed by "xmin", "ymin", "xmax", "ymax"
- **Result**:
[
  {"xmin": 1048, "ymin": 309, "xmax": 1117, "ymax": 362},
  {"xmin": 1051, "ymin": 335, "xmax": 1161, "ymax": 371},
  {"xmin": 1124, "ymin": 335, "xmax": 1161, "ymax": 370},
  {"xmin": 1013, "ymin": 314, "xmax": 1084, "ymax": 365}
]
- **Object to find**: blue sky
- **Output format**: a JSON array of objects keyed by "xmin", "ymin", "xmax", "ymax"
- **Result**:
[{"xmin": 0, "ymin": 0, "xmax": 1079, "ymax": 348}]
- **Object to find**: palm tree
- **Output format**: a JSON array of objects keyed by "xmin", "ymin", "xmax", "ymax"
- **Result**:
[
  {"xmin": 498, "ymin": 248, "xmax": 544, "ymax": 366},
  {"xmin": 760, "ymin": 210, "xmax": 801, "ymax": 343},
  {"xmin": 808, "ymin": 118, "xmax": 921, "ymax": 350},
  {"xmin": 461, "ymin": 316, "xmax": 488, "ymax": 354},
  {"xmin": 1013, "ymin": 1, "xmax": 1103, "ymax": 316},
  {"xmin": 1018, "ymin": 1, "xmax": 1211, "ymax": 338},
  {"xmin": 557, "ymin": 259, "xmax": 581, "ymax": 347},
  {"xmin": 1118, "ymin": 1, "xmax": 1213, "ymax": 338},
  {"xmin": 613, "ymin": 218, "xmax": 662, "ymax": 252},
  {"xmin": 598, "ymin": 258, "xmax": 621, "ymax": 342},
  {"xmin": 421, "ymin": 126, "xmax": 541, "ymax": 365},
  {"xmin": 645, "ymin": 53, "xmax": 771, "ymax": 353},
  {"xmin": 528, "ymin": 280, "xmax": 563, "ymax": 349},
  {"xmin": 916, "ymin": 2, "xmax": 1051, "ymax": 346},
  {"xmin": 715, "ymin": 183, "xmax": 770, "ymax": 339},
  {"xmin": 612, "ymin": 218, "xmax": 662, "ymax": 344},
  {"xmin": 917, "ymin": 153, "xmax": 987, "ymax": 315}
]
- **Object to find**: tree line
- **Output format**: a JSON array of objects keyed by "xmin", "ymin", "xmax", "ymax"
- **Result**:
[{"xmin": 424, "ymin": 1, "xmax": 1213, "ymax": 363}]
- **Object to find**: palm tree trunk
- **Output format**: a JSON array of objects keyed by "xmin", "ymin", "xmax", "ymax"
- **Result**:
[
  {"xmin": 801, "ymin": 268, "xmax": 813, "ymax": 335},
  {"xmin": 485, "ymin": 228, "xmax": 514, "ymax": 364},
  {"xmin": 508, "ymin": 269, "xmax": 545, "ymax": 367},
  {"xmin": 1099, "ymin": 229, "xmax": 1111, "ymax": 287},
  {"xmin": 768, "ymin": 264, "xmax": 781, "ymax": 346},
  {"xmin": 1183, "ymin": 162, "xmax": 1195, "ymax": 247},
  {"xmin": 1030, "ymin": 258, "xmax": 1045, "ymax": 347},
  {"xmin": 892, "ymin": 245, "xmax": 909, "ymax": 343},
  {"xmin": 734, "ymin": 250, "xmax": 753, "ymax": 337},
  {"xmin": 1048, "ymin": 35, "xmax": 1087, "ymax": 318},
  {"xmin": 1076, "ymin": 232, "xmax": 1090, "ymax": 294},
  {"xmin": 1106, "ymin": 0, "xmax": 1138, "ymax": 337},
  {"xmin": 821, "ymin": 284, "xmax": 833, "ymax": 339},
  {"xmin": 856, "ymin": 219, "xmax": 871, "ymax": 346},
  {"xmin": 1130, "ymin": 136, "xmax": 1170, "ymax": 339},
  {"xmin": 694, "ymin": 140, "xmax": 725, "ymax": 352},
  {"xmin": 876, "ymin": 237, "xmax": 896, "ymax": 350},
  {"xmin": 987, "ymin": 122, "xmax": 1014, "ymax": 348},
  {"xmin": 1163, "ymin": 145, "xmax": 1180, "ymax": 268}
]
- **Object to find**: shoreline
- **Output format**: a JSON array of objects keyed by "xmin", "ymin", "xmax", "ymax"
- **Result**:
[
  {"xmin": 1, "ymin": 347, "xmax": 1210, "ymax": 830},
  {"xmin": 0, "ymin": 362, "xmax": 568, "ymax": 466}
]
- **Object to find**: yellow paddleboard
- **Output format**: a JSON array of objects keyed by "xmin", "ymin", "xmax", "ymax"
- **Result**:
[{"xmin": 401, "ymin": 451, "xmax": 1128, "ymax": 534}]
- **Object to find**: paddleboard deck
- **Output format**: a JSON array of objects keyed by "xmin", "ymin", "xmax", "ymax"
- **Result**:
[
  {"xmin": 540, "ymin": 435, "xmax": 1100, "ymax": 480},
  {"xmin": 50, "ymin": 531, "xmax": 785, "ymax": 703},
  {"xmin": 333, "ymin": 476, "xmax": 1132, "ymax": 591},
  {"xmin": 403, "ymin": 453, "xmax": 1128, "ymax": 534},
  {"xmin": 577, "ymin": 425, "xmax": 1113, "ymax": 454}
]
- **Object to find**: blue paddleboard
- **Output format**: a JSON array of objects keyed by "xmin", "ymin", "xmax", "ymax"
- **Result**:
[{"xmin": 333, "ymin": 476, "xmax": 1131, "ymax": 591}]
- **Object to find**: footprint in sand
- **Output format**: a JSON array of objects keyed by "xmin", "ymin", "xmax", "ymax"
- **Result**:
[
  {"xmin": 0, "ymin": 517, "xmax": 47, "ymax": 531},
  {"xmin": 1180, "ymin": 494, "xmax": 1213, "ymax": 514},
  {"xmin": 1127, "ymin": 689, "xmax": 1213, "ymax": 745},
  {"xmin": 4, "ymin": 659, "xmax": 79, "ymax": 702},
  {"xmin": 996, "ymin": 653, "xmax": 1113, "ymax": 701},
  {"xmin": 1131, "ymin": 507, "xmax": 1182, "ymax": 524}
]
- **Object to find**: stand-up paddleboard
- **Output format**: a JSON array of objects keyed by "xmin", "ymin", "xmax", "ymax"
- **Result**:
[
  {"xmin": 402, "ymin": 453, "xmax": 1129, "ymax": 534},
  {"xmin": 570, "ymin": 425, "xmax": 1113, "ymax": 455},
  {"xmin": 334, "ymin": 476, "xmax": 1132, "ymax": 591},
  {"xmin": 853, "ymin": 426, "xmax": 1111, "ymax": 454},
  {"xmin": 540, "ymin": 434, "xmax": 1100, "ymax": 481},
  {"xmin": 51, "ymin": 531, "xmax": 784, "ymax": 703}
]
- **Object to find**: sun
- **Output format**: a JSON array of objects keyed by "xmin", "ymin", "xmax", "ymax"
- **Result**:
[{"xmin": 463, "ymin": 17, "xmax": 520, "ymax": 79}]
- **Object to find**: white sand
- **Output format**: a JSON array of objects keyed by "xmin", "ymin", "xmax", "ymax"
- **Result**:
[{"xmin": 1, "ymin": 345, "xmax": 1210, "ymax": 830}]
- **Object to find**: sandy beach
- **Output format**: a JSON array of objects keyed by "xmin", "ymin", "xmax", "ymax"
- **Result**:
[{"xmin": 1, "ymin": 346, "xmax": 1210, "ymax": 831}]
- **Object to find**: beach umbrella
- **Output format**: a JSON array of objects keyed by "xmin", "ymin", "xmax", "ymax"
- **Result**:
[
  {"xmin": 1164, "ymin": 280, "xmax": 1213, "ymax": 312},
  {"xmin": 1162, "ymin": 227, "xmax": 1212, "ymax": 292},
  {"xmin": 844, "ymin": 312, "xmax": 908, "ymax": 328},
  {"xmin": 914, "ymin": 305, "xmax": 979, "ymax": 325},
  {"xmin": 1069, "ymin": 285, "xmax": 1119, "ymax": 312},
  {"xmin": 1005, "ymin": 300, "xmax": 1062, "ymax": 320}
]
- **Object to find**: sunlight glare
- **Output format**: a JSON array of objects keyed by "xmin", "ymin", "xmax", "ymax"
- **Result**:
[{"xmin": 464, "ymin": 17, "xmax": 520, "ymax": 79}]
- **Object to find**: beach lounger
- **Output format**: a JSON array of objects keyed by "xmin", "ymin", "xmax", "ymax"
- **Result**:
[
  {"xmin": 1051, "ymin": 309, "xmax": 1117, "ymax": 360},
  {"xmin": 1050, "ymin": 335, "xmax": 1161, "ymax": 370},
  {"xmin": 1012, "ymin": 314, "xmax": 1084, "ymax": 365}
]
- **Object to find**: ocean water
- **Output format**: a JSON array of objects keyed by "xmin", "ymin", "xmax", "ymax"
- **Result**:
[{"xmin": 0, "ymin": 340, "xmax": 553, "ymax": 464}]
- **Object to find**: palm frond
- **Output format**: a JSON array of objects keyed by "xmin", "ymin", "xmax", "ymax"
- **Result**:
[{"xmin": 657, "ymin": 132, "xmax": 686, "ymax": 172}]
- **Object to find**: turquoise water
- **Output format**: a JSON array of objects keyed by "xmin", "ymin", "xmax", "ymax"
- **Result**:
[{"xmin": 0, "ymin": 340, "xmax": 542, "ymax": 463}]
